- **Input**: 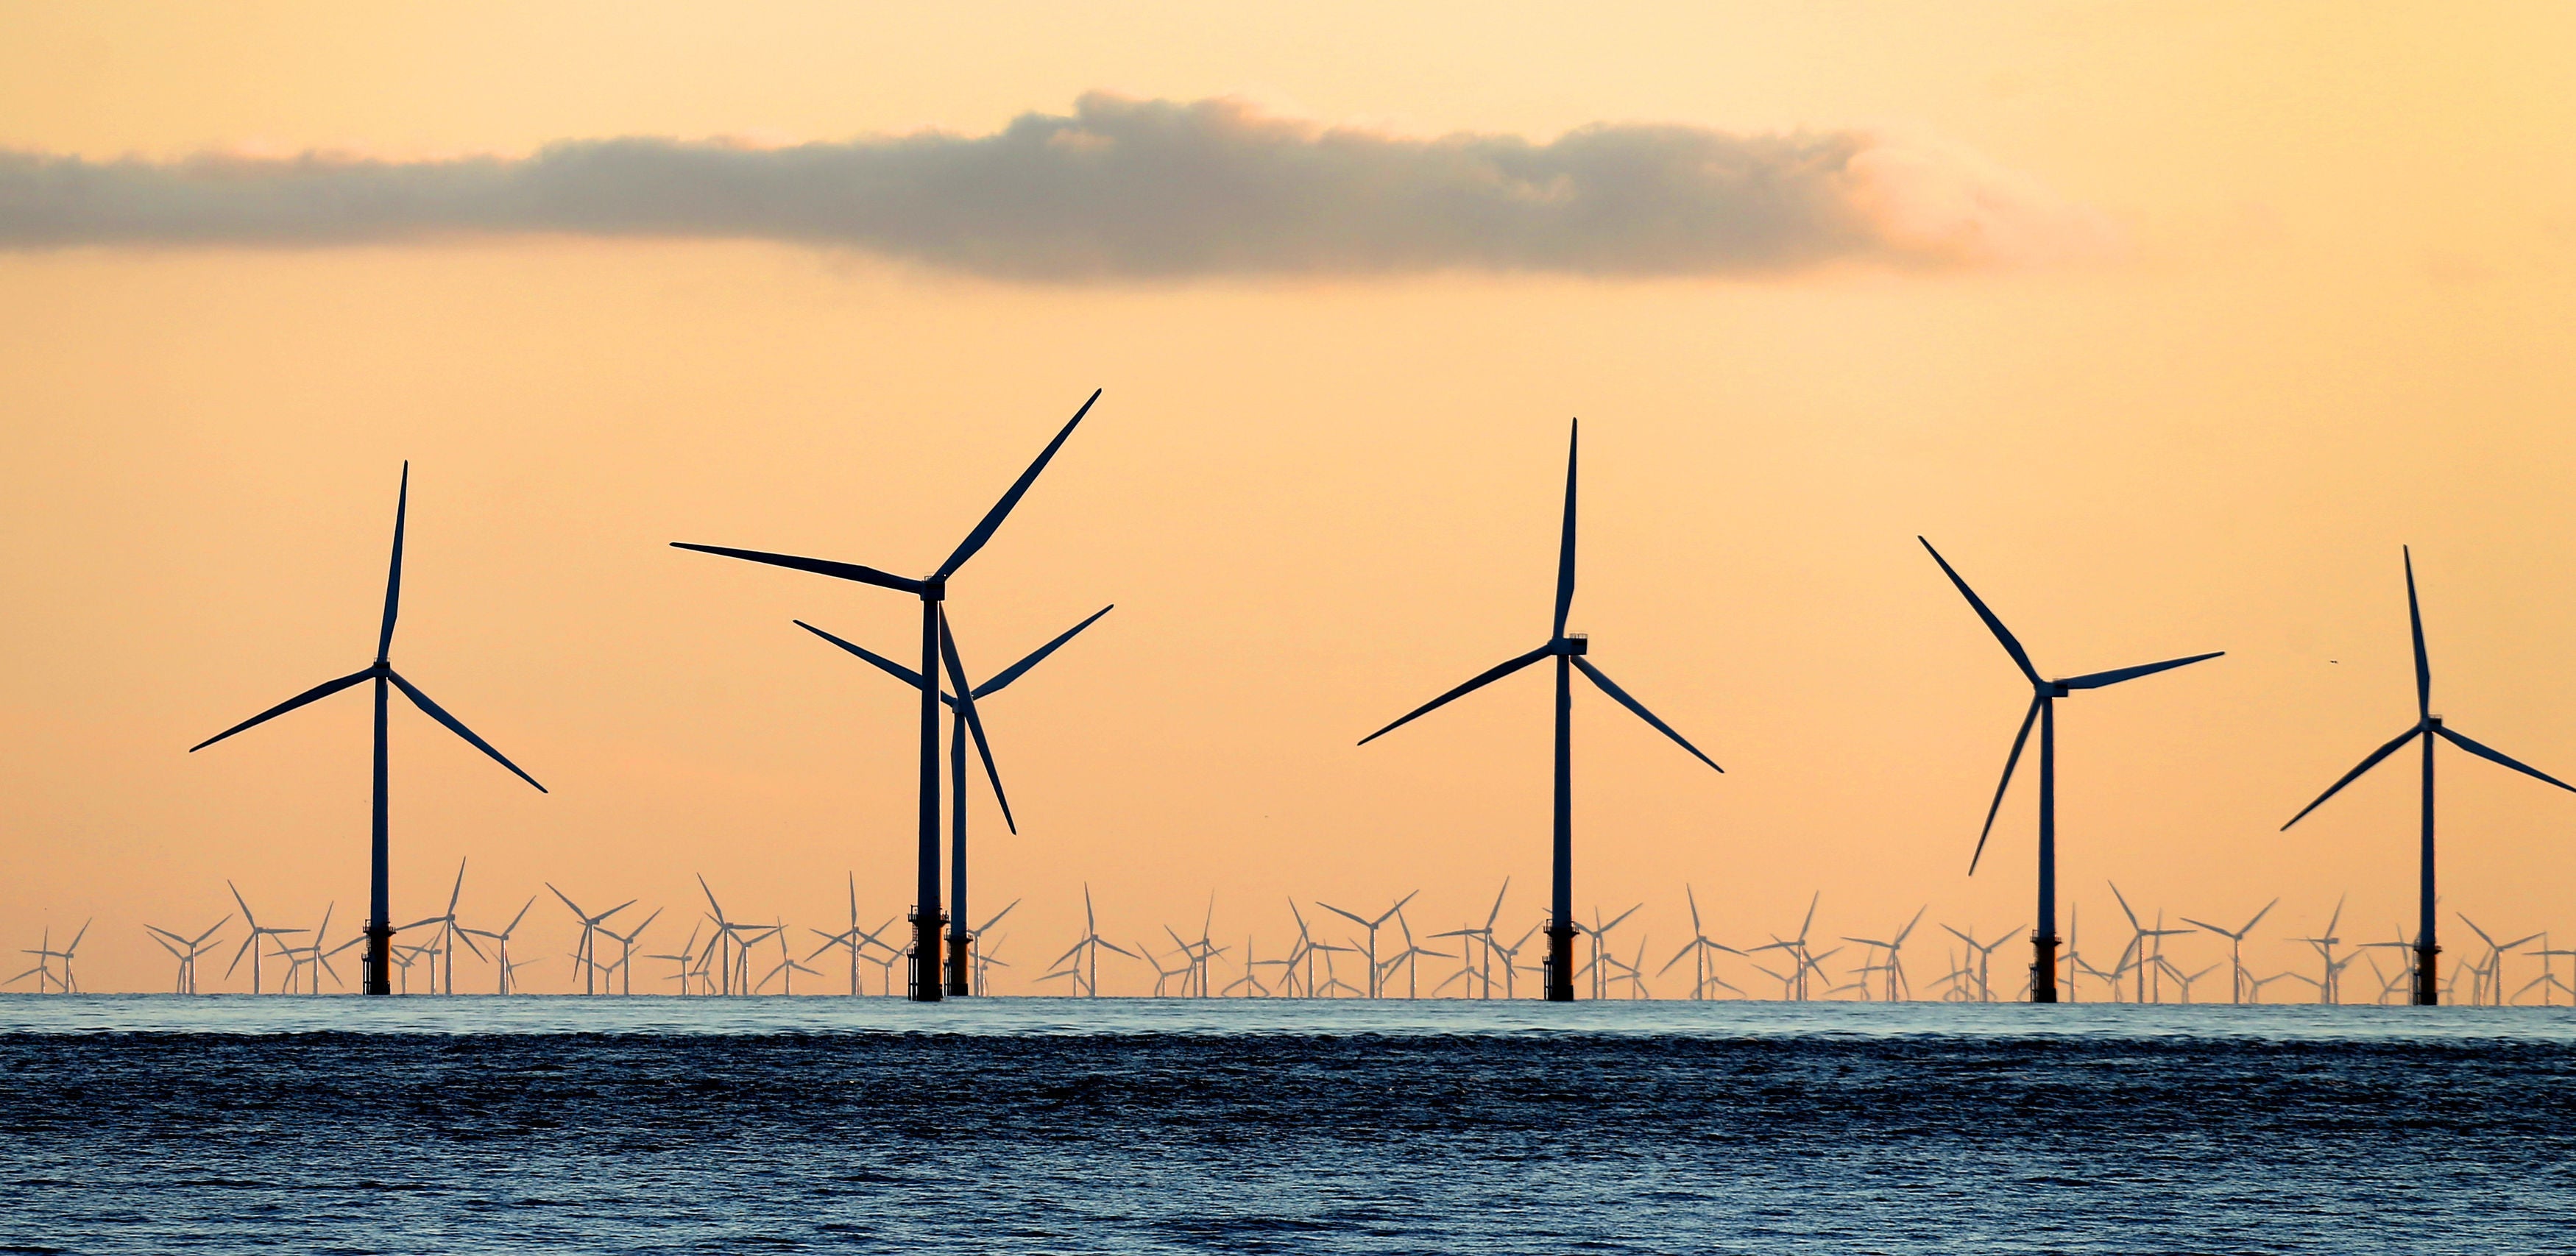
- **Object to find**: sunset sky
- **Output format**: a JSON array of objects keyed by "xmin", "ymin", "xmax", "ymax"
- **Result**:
[{"xmin": 5, "ymin": 2, "xmax": 2574, "ymax": 996}]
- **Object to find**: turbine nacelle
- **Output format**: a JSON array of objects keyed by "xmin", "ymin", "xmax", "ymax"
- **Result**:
[{"xmin": 1551, "ymin": 634, "xmax": 1588, "ymax": 656}]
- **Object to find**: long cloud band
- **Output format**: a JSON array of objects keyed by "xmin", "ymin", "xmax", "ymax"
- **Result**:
[{"xmin": 0, "ymin": 93, "xmax": 2106, "ymax": 279}]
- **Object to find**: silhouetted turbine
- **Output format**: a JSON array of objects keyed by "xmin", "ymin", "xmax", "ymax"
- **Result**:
[
  {"xmin": 191, "ymin": 464, "xmax": 545, "ymax": 995},
  {"xmin": 1361, "ymin": 421, "xmax": 1722, "ymax": 1001},
  {"xmin": 673, "ymin": 390, "xmax": 1100, "ymax": 1001},
  {"xmin": 2280, "ymin": 547, "xmax": 2575, "ymax": 1006},
  {"xmin": 796, "ymin": 603, "xmax": 1112, "ymax": 994},
  {"xmin": 1919, "ymin": 536, "xmax": 2221, "ymax": 1003}
]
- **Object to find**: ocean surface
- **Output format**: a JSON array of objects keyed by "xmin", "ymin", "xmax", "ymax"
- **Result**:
[{"xmin": 4, "ymin": 997, "xmax": 2571, "ymax": 1254}]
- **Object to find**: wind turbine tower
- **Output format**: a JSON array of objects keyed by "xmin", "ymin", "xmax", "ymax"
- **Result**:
[
  {"xmin": 191, "ymin": 464, "xmax": 547, "ymax": 995},
  {"xmin": 674, "ymin": 391, "xmax": 1100, "ymax": 1001},
  {"xmin": 1362, "ymin": 421, "xmax": 1723, "ymax": 1001},
  {"xmin": 1919, "ymin": 538, "xmax": 2222, "ymax": 1002},
  {"xmin": 2280, "ymin": 548, "xmax": 2575, "ymax": 1006}
]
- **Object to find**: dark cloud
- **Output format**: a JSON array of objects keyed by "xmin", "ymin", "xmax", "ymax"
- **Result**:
[{"xmin": 0, "ymin": 94, "xmax": 2106, "ymax": 278}]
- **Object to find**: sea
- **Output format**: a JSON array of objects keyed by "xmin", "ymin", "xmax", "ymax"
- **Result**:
[{"xmin": 4, "ymin": 997, "xmax": 2571, "ymax": 1254}]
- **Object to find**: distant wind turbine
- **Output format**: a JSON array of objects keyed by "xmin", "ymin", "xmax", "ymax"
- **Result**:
[
  {"xmin": 548, "ymin": 884, "xmax": 634, "ymax": 996},
  {"xmin": 1361, "ymin": 421, "xmax": 1722, "ymax": 1001},
  {"xmin": 224, "ymin": 881, "xmax": 302, "ymax": 996},
  {"xmin": 10, "ymin": 922, "xmax": 88, "ymax": 994},
  {"xmin": 2280, "ymin": 547, "xmax": 2575, "ymax": 1005},
  {"xmin": 1318, "ymin": 892, "xmax": 1418, "ymax": 998},
  {"xmin": 459, "ymin": 895, "xmax": 537, "ymax": 995},
  {"xmin": 397, "ymin": 859, "xmax": 483, "ymax": 995},
  {"xmin": 146, "ymin": 916, "xmax": 230, "ymax": 995},
  {"xmin": 1919, "ymin": 537, "xmax": 2223, "ymax": 1003},
  {"xmin": 673, "ymin": 389, "xmax": 1101, "ymax": 1001},
  {"xmin": 2183, "ymin": 898, "xmax": 2279, "ymax": 1004},
  {"xmin": 1044, "ymin": 884, "xmax": 1135, "ymax": 997},
  {"xmin": 190, "ymin": 464, "xmax": 547, "ymax": 995}
]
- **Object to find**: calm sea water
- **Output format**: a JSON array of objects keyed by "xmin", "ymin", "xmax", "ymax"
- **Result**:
[{"xmin": 4, "ymin": 997, "xmax": 2572, "ymax": 1254}]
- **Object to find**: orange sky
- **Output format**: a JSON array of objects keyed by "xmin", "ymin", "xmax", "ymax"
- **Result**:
[{"xmin": 4, "ymin": 2, "xmax": 2574, "ymax": 996}]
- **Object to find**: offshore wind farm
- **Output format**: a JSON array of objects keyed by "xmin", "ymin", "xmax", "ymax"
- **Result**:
[
  {"xmin": 10, "ymin": 427, "xmax": 2572, "ymax": 1008},
  {"xmin": 7, "ymin": 3, "xmax": 2576, "ymax": 1252}
]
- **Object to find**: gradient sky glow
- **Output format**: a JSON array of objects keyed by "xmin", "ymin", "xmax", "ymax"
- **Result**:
[{"xmin": 4, "ymin": 2, "xmax": 2574, "ymax": 996}]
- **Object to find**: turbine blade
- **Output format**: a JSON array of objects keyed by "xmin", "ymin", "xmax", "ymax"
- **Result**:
[
  {"xmin": 2056, "ymin": 651, "xmax": 2225, "ymax": 690},
  {"xmin": 1970, "ymin": 694, "xmax": 2044, "ymax": 875},
  {"xmin": 974, "ymin": 605, "xmax": 1114, "ymax": 698},
  {"xmin": 1572, "ymin": 657, "xmax": 1722, "ymax": 773},
  {"xmin": 976, "ymin": 899, "xmax": 1020, "ymax": 935},
  {"xmin": 941, "ymin": 615, "xmax": 1015, "ymax": 834},
  {"xmin": 1357, "ymin": 645, "xmax": 1552, "ymax": 745},
  {"xmin": 389, "ymin": 671, "xmax": 546, "ymax": 792},
  {"xmin": 935, "ymin": 388, "xmax": 1101, "ymax": 581},
  {"xmin": 1554, "ymin": 419, "xmax": 1578, "ymax": 639},
  {"xmin": 2282, "ymin": 726, "xmax": 2424, "ymax": 829},
  {"xmin": 1917, "ymin": 537, "xmax": 2043, "ymax": 687},
  {"xmin": 2405, "ymin": 546, "xmax": 2431, "ymax": 720},
  {"xmin": 796, "ymin": 620, "xmax": 936, "ymax": 695},
  {"xmin": 379, "ymin": 462, "xmax": 408, "ymax": 661},
  {"xmin": 2436, "ymin": 725, "xmax": 2576, "ymax": 794},
  {"xmin": 1317, "ymin": 903, "xmax": 1373, "ymax": 929},
  {"xmin": 670, "ymin": 543, "xmax": 924, "ymax": 595},
  {"xmin": 190, "ymin": 667, "xmax": 375, "ymax": 752},
  {"xmin": 2109, "ymin": 881, "xmax": 2142, "ymax": 931},
  {"xmin": 2243, "ymin": 898, "xmax": 2279, "ymax": 935}
]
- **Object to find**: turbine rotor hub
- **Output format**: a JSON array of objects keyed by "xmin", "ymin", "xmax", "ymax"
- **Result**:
[{"xmin": 1554, "ymin": 634, "xmax": 1589, "ymax": 656}]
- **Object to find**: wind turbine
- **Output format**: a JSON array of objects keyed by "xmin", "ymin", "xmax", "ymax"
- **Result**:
[
  {"xmin": 1841, "ymin": 906, "xmax": 1928, "ymax": 1002},
  {"xmin": 549, "ymin": 884, "xmax": 634, "ymax": 996},
  {"xmin": 2454, "ymin": 915, "xmax": 2538, "ymax": 1007},
  {"xmin": 224, "ymin": 882, "xmax": 303, "ymax": 995},
  {"xmin": 673, "ymin": 390, "xmax": 1100, "ymax": 1001},
  {"xmin": 1377, "ymin": 910, "xmax": 1449, "ymax": 999},
  {"xmin": 1576, "ymin": 904, "xmax": 1643, "ymax": 1001},
  {"xmin": 972, "ymin": 932, "xmax": 1012, "ymax": 996},
  {"xmin": 1226, "ymin": 937, "xmax": 1272, "ymax": 998},
  {"xmin": 1283, "ymin": 900, "xmax": 1318, "ymax": 998},
  {"xmin": 2183, "ymin": 898, "xmax": 2279, "ymax": 1004},
  {"xmin": 2290, "ymin": 895, "xmax": 2350, "ymax": 1004},
  {"xmin": 146, "ymin": 917, "xmax": 230, "ymax": 994},
  {"xmin": 1360, "ymin": 422, "xmax": 1723, "ymax": 1001},
  {"xmin": 277, "ymin": 904, "xmax": 344, "ymax": 993},
  {"xmin": 190, "ymin": 464, "xmax": 547, "ymax": 995},
  {"xmin": 459, "ymin": 895, "xmax": 537, "ymax": 995},
  {"xmin": 1659, "ymin": 885, "xmax": 1741, "ymax": 1002},
  {"xmin": 797, "ymin": 605, "xmax": 1111, "ymax": 996},
  {"xmin": 1919, "ymin": 537, "xmax": 2223, "ymax": 1003},
  {"xmin": 1044, "ymin": 884, "xmax": 1134, "ymax": 997},
  {"xmin": 1491, "ymin": 923, "xmax": 1541, "ymax": 1000},
  {"xmin": 11, "ymin": 923, "xmax": 86, "ymax": 993},
  {"xmin": 2106, "ymin": 884, "xmax": 2193, "ymax": 1004},
  {"xmin": 598, "ymin": 908, "xmax": 661, "ymax": 996},
  {"xmin": 398, "ymin": 859, "xmax": 483, "ymax": 995},
  {"xmin": 653, "ymin": 926, "xmax": 706, "ymax": 995},
  {"xmin": 1749, "ymin": 893, "xmax": 1822, "ymax": 1001},
  {"xmin": 1317, "ymin": 893, "xmax": 1418, "ymax": 998},
  {"xmin": 2281, "ymin": 548, "xmax": 2576, "ymax": 1005},
  {"xmin": 1939, "ymin": 923, "xmax": 2020, "ymax": 1003},
  {"xmin": 760, "ymin": 920, "xmax": 819, "ymax": 995}
]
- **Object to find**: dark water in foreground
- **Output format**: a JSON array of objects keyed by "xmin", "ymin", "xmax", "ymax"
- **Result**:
[{"xmin": 4, "ymin": 999, "xmax": 2572, "ymax": 1254}]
